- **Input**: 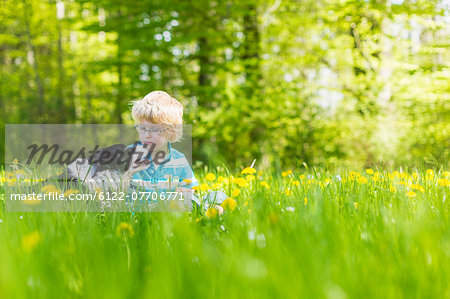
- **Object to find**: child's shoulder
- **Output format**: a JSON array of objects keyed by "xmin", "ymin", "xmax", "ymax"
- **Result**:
[
  {"xmin": 166, "ymin": 148, "xmax": 191, "ymax": 169},
  {"xmin": 169, "ymin": 147, "xmax": 186, "ymax": 159}
]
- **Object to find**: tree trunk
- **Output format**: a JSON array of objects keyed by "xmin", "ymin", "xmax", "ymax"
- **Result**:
[
  {"xmin": 116, "ymin": 32, "xmax": 123, "ymax": 124},
  {"xmin": 242, "ymin": 5, "xmax": 262, "ymax": 98},
  {"xmin": 22, "ymin": 0, "xmax": 45, "ymax": 118},
  {"xmin": 57, "ymin": 21, "xmax": 66, "ymax": 122}
]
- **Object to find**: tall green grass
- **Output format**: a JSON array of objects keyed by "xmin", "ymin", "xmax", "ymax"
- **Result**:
[{"xmin": 1, "ymin": 168, "xmax": 449, "ymax": 298}]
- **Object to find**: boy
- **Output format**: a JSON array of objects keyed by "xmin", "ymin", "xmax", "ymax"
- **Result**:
[{"xmin": 128, "ymin": 91, "xmax": 225, "ymax": 213}]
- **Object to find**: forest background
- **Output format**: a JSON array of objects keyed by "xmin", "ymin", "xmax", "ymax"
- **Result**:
[{"xmin": 1, "ymin": 0, "xmax": 449, "ymax": 170}]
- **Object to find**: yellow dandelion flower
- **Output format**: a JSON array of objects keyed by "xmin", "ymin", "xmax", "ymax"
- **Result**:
[
  {"xmin": 246, "ymin": 175, "xmax": 255, "ymax": 181},
  {"xmin": 116, "ymin": 222, "xmax": 134, "ymax": 239},
  {"xmin": 260, "ymin": 181, "xmax": 270, "ymax": 189},
  {"xmin": 21, "ymin": 231, "xmax": 41, "ymax": 252},
  {"xmin": 406, "ymin": 191, "xmax": 416, "ymax": 198},
  {"xmin": 221, "ymin": 197, "xmax": 237, "ymax": 211},
  {"xmin": 232, "ymin": 188, "xmax": 241, "ymax": 197},
  {"xmin": 281, "ymin": 170, "xmax": 293, "ymax": 177},
  {"xmin": 354, "ymin": 202, "xmax": 358, "ymax": 209},
  {"xmin": 398, "ymin": 181, "xmax": 408, "ymax": 186},
  {"xmin": 349, "ymin": 171, "xmax": 360, "ymax": 180},
  {"xmin": 366, "ymin": 169, "xmax": 374, "ymax": 175},
  {"xmin": 200, "ymin": 183, "xmax": 212, "ymax": 192},
  {"xmin": 183, "ymin": 179, "xmax": 193, "ymax": 184},
  {"xmin": 410, "ymin": 184, "xmax": 425, "ymax": 193},
  {"xmin": 284, "ymin": 189, "xmax": 292, "ymax": 196},
  {"xmin": 206, "ymin": 207, "xmax": 218, "ymax": 218},
  {"xmin": 23, "ymin": 195, "xmax": 41, "ymax": 206},
  {"xmin": 41, "ymin": 184, "xmax": 58, "ymax": 192},
  {"xmin": 298, "ymin": 174, "xmax": 305, "ymax": 180},
  {"xmin": 357, "ymin": 177, "xmax": 368, "ymax": 184},
  {"xmin": 4, "ymin": 172, "xmax": 14, "ymax": 181},
  {"xmin": 292, "ymin": 180, "xmax": 300, "ymax": 186},
  {"xmin": 212, "ymin": 182, "xmax": 222, "ymax": 189},
  {"xmin": 192, "ymin": 186, "xmax": 200, "ymax": 191},
  {"xmin": 233, "ymin": 177, "xmax": 248, "ymax": 188},
  {"xmin": 205, "ymin": 173, "xmax": 216, "ymax": 181},
  {"xmin": 443, "ymin": 171, "xmax": 450, "ymax": 177},
  {"xmin": 390, "ymin": 185, "xmax": 397, "ymax": 193},
  {"xmin": 412, "ymin": 172, "xmax": 419, "ymax": 180},
  {"xmin": 241, "ymin": 167, "xmax": 256, "ymax": 174},
  {"xmin": 304, "ymin": 197, "xmax": 308, "ymax": 206},
  {"xmin": 438, "ymin": 178, "xmax": 450, "ymax": 187},
  {"xmin": 217, "ymin": 176, "xmax": 226, "ymax": 183}
]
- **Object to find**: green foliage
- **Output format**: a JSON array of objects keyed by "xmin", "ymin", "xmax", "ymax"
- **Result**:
[{"xmin": 1, "ymin": 0, "xmax": 449, "ymax": 169}]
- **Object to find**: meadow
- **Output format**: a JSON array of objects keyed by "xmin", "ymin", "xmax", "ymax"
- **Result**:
[
  {"xmin": 2, "ymin": 0, "xmax": 449, "ymax": 297},
  {"xmin": 0, "ymin": 166, "xmax": 449, "ymax": 298}
]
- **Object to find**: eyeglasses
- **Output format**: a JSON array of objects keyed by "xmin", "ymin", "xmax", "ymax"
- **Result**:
[{"xmin": 135, "ymin": 124, "xmax": 168, "ymax": 136}]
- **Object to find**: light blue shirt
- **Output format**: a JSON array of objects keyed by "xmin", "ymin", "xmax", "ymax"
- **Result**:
[{"xmin": 127, "ymin": 141, "xmax": 199, "ymax": 193}]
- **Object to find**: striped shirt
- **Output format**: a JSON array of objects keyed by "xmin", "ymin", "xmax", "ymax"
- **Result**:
[{"xmin": 127, "ymin": 141, "xmax": 199, "ymax": 193}]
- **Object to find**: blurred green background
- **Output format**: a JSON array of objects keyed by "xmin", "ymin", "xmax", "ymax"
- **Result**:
[{"xmin": 1, "ymin": 0, "xmax": 449, "ymax": 169}]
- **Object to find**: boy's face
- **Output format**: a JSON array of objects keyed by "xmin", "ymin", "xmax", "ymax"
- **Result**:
[{"xmin": 136, "ymin": 121, "xmax": 168, "ymax": 153}]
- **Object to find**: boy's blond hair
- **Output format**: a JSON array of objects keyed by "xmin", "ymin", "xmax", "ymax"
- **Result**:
[{"xmin": 130, "ymin": 91, "xmax": 183, "ymax": 142}]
